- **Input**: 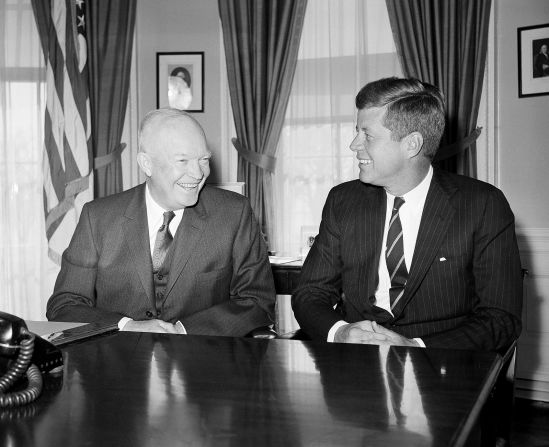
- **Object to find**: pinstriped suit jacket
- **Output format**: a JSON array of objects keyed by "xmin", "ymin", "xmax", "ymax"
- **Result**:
[
  {"xmin": 47, "ymin": 184, "xmax": 275, "ymax": 336},
  {"xmin": 292, "ymin": 168, "xmax": 523, "ymax": 351}
]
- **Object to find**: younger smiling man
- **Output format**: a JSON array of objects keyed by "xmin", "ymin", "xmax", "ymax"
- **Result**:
[
  {"xmin": 292, "ymin": 77, "xmax": 522, "ymax": 352},
  {"xmin": 48, "ymin": 108, "xmax": 275, "ymax": 336}
]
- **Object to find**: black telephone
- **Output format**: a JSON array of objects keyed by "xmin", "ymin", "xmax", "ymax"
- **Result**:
[{"xmin": 0, "ymin": 311, "xmax": 63, "ymax": 408}]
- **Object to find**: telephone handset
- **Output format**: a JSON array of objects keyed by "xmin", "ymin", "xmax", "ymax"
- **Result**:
[{"xmin": 0, "ymin": 311, "xmax": 63, "ymax": 408}]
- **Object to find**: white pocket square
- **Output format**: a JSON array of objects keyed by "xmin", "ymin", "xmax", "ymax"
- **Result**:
[{"xmin": 439, "ymin": 257, "xmax": 447, "ymax": 262}]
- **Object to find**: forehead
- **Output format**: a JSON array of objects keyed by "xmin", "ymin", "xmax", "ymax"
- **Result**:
[
  {"xmin": 357, "ymin": 106, "xmax": 389, "ymax": 130},
  {"xmin": 152, "ymin": 118, "xmax": 209, "ymax": 158}
]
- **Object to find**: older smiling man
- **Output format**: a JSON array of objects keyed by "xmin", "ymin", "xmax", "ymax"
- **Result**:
[{"xmin": 47, "ymin": 108, "xmax": 275, "ymax": 336}]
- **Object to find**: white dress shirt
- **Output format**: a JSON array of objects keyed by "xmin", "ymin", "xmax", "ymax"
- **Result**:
[{"xmin": 328, "ymin": 166, "xmax": 434, "ymax": 345}]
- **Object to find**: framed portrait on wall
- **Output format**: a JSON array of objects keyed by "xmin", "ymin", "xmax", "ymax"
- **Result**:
[
  {"xmin": 518, "ymin": 23, "xmax": 549, "ymax": 98},
  {"xmin": 156, "ymin": 52, "xmax": 204, "ymax": 112}
]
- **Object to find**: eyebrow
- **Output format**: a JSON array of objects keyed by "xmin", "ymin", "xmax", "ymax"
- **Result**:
[{"xmin": 176, "ymin": 151, "xmax": 212, "ymax": 159}]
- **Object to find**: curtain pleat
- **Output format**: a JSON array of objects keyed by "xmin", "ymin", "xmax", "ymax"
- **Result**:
[
  {"xmin": 218, "ymin": 0, "xmax": 307, "ymax": 245},
  {"xmin": 87, "ymin": 0, "xmax": 136, "ymax": 198},
  {"xmin": 386, "ymin": 0, "xmax": 492, "ymax": 177}
]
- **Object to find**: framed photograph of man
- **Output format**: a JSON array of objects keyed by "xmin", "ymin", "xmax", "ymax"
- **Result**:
[
  {"xmin": 156, "ymin": 52, "xmax": 204, "ymax": 112},
  {"xmin": 518, "ymin": 23, "xmax": 549, "ymax": 98}
]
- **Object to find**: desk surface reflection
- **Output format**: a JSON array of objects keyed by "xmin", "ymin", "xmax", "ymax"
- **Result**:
[{"xmin": 0, "ymin": 332, "xmax": 501, "ymax": 447}]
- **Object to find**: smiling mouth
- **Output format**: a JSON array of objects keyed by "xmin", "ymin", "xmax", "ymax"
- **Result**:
[
  {"xmin": 358, "ymin": 159, "xmax": 372, "ymax": 165},
  {"xmin": 177, "ymin": 182, "xmax": 201, "ymax": 190}
]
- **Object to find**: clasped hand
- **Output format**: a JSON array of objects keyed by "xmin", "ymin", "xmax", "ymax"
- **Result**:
[
  {"xmin": 334, "ymin": 320, "xmax": 419, "ymax": 347},
  {"xmin": 122, "ymin": 319, "xmax": 186, "ymax": 334}
]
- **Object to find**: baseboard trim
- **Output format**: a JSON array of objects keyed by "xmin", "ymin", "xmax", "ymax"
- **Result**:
[{"xmin": 515, "ymin": 378, "xmax": 549, "ymax": 402}]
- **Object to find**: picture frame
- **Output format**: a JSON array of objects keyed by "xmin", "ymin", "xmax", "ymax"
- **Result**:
[
  {"xmin": 518, "ymin": 23, "xmax": 549, "ymax": 98},
  {"xmin": 156, "ymin": 52, "xmax": 204, "ymax": 112}
]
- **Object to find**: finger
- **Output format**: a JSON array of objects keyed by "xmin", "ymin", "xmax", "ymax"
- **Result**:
[
  {"xmin": 158, "ymin": 322, "xmax": 178, "ymax": 334},
  {"xmin": 345, "ymin": 327, "xmax": 366, "ymax": 343},
  {"xmin": 372, "ymin": 323, "xmax": 392, "ymax": 335},
  {"xmin": 354, "ymin": 320, "xmax": 375, "ymax": 332},
  {"xmin": 360, "ymin": 332, "xmax": 389, "ymax": 343}
]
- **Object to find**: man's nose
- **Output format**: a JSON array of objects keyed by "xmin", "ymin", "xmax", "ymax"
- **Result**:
[
  {"xmin": 350, "ymin": 135, "xmax": 362, "ymax": 152},
  {"xmin": 188, "ymin": 159, "xmax": 203, "ymax": 179}
]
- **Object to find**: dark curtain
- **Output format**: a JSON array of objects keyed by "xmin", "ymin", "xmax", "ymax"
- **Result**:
[
  {"xmin": 87, "ymin": 0, "xmax": 136, "ymax": 198},
  {"xmin": 386, "ymin": 0, "xmax": 492, "ymax": 177},
  {"xmin": 218, "ymin": 0, "xmax": 307, "ymax": 244}
]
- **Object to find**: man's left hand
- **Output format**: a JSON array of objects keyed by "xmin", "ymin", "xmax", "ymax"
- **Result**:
[{"xmin": 371, "ymin": 322, "xmax": 420, "ymax": 347}]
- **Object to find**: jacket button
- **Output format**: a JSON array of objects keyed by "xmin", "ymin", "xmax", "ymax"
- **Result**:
[
  {"xmin": 146, "ymin": 311, "xmax": 154, "ymax": 318},
  {"xmin": 157, "ymin": 274, "xmax": 163, "ymax": 280},
  {"xmin": 156, "ymin": 310, "xmax": 161, "ymax": 317}
]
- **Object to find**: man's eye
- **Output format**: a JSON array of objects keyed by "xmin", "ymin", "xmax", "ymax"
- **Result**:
[
  {"xmin": 200, "ymin": 157, "xmax": 211, "ymax": 164},
  {"xmin": 365, "ymin": 134, "xmax": 374, "ymax": 141}
]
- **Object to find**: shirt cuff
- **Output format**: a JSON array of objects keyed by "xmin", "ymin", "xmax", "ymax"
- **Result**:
[
  {"xmin": 118, "ymin": 317, "xmax": 133, "ymax": 330},
  {"xmin": 175, "ymin": 320, "xmax": 187, "ymax": 334},
  {"xmin": 327, "ymin": 320, "xmax": 348, "ymax": 342},
  {"xmin": 413, "ymin": 337, "xmax": 426, "ymax": 347}
]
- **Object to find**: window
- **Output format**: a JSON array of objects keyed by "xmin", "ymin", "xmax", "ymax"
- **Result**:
[
  {"xmin": 272, "ymin": 0, "xmax": 402, "ymax": 257},
  {"xmin": 0, "ymin": 0, "xmax": 49, "ymax": 319}
]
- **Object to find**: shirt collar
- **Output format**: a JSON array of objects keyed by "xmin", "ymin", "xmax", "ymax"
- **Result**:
[{"xmin": 145, "ymin": 184, "xmax": 184, "ymax": 229}]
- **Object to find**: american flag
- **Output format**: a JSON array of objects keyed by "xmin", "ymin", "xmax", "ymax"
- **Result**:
[{"xmin": 32, "ymin": 0, "xmax": 93, "ymax": 265}]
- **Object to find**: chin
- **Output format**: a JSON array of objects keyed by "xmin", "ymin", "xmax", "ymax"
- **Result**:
[
  {"xmin": 358, "ymin": 172, "xmax": 373, "ymax": 184},
  {"xmin": 177, "ymin": 190, "xmax": 202, "ymax": 208}
]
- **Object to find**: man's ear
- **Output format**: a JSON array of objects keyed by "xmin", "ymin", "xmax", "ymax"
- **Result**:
[
  {"xmin": 137, "ymin": 152, "xmax": 152, "ymax": 177},
  {"xmin": 404, "ymin": 132, "xmax": 424, "ymax": 159}
]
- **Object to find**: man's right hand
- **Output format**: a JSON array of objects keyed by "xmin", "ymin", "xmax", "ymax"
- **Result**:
[
  {"xmin": 122, "ymin": 319, "xmax": 185, "ymax": 334},
  {"xmin": 334, "ymin": 320, "xmax": 390, "ymax": 344}
]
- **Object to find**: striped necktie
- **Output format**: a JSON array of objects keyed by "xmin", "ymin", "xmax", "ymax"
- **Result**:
[
  {"xmin": 152, "ymin": 211, "xmax": 175, "ymax": 273},
  {"xmin": 386, "ymin": 197, "xmax": 408, "ymax": 310}
]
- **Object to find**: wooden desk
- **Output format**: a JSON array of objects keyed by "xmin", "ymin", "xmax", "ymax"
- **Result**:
[{"xmin": 0, "ymin": 332, "xmax": 501, "ymax": 446}]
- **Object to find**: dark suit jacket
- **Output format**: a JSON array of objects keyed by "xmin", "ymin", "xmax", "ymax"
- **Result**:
[
  {"xmin": 292, "ymin": 168, "xmax": 523, "ymax": 351},
  {"xmin": 47, "ymin": 184, "xmax": 275, "ymax": 336}
]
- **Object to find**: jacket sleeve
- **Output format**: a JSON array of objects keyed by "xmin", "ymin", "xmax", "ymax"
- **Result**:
[
  {"xmin": 291, "ymin": 189, "xmax": 347, "ymax": 340},
  {"xmin": 46, "ymin": 203, "xmax": 126, "ymax": 325}
]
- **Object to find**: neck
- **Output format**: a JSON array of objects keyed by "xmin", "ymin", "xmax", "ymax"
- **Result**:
[{"xmin": 385, "ymin": 163, "xmax": 431, "ymax": 197}]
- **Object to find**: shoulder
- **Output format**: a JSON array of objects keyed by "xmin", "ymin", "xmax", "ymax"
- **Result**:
[
  {"xmin": 81, "ymin": 184, "xmax": 144, "ymax": 228},
  {"xmin": 198, "ymin": 185, "xmax": 252, "ymax": 218},
  {"xmin": 330, "ymin": 179, "xmax": 377, "ymax": 195},
  {"xmin": 328, "ymin": 179, "xmax": 383, "ymax": 204},
  {"xmin": 200, "ymin": 185, "xmax": 248, "ymax": 206},
  {"xmin": 434, "ymin": 168, "xmax": 506, "ymax": 198},
  {"xmin": 433, "ymin": 168, "xmax": 513, "ymax": 214},
  {"xmin": 84, "ymin": 184, "xmax": 143, "ymax": 210}
]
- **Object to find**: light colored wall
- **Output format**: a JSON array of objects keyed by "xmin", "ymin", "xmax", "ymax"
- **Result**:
[
  {"xmin": 134, "ymin": 0, "xmax": 224, "ymax": 183},
  {"xmin": 496, "ymin": 0, "xmax": 549, "ymax": 230},
  {"xmin": 497, "ymin": 0, "xmax": 549, "ymax": 401}
]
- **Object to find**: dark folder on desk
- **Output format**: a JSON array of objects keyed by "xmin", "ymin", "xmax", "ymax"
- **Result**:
[{"xmin": 46, "ymin": 322, "xmax": 119, "ymax": 347}]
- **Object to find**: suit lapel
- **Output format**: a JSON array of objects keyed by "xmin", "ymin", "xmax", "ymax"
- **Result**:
[
  {"xmin": 164, "ymin": 197, "xmax": 208, "ymax": 298},
  {"xmin": 123, "ymin": 184, "xmax": 154, "ymax": 303},
  {"xmin": 361, "ymin": 186, "xmax": 385, "ymax": 292},
  {"xmin": 391, "ymin": 170, "xmax": 456, "ymax": 317},
  {"xmin": 363, "ymin": 187, "xmax": 394, "ymax": 323}
]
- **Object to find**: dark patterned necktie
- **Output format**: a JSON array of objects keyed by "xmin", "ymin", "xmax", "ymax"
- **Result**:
[
  {"xmin": 152, "ymin": 211, "xmax": 175, "ymax": 273},
  {"xmin": 386, "ymin": 197, "xmax": 408, "ymax": 310}
]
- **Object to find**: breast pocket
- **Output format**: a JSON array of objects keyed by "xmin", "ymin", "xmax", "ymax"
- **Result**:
[{"xmin": 193, "ymin": 265, "xmax": 233, "ymax": 305}]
